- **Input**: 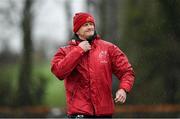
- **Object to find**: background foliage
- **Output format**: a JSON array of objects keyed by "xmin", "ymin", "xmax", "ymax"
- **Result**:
[{"xmin": 0, "ymin": 0, "xmax": 180, "ymax": 117}]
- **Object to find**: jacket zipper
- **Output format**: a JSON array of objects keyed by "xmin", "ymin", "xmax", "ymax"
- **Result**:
[{"xmin": 87, "ymin": 50, "xmax": 96, "ymax": 115}]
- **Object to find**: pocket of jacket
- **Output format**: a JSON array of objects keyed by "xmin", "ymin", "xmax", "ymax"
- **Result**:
[{"xmin": 69, "ymin": 86, "xmax": 79, "ymax": 104}]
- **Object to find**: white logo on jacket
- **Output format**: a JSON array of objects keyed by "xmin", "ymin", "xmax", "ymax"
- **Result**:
[{"xmin": 98, "ymin": 51, "xmax": 108, "ymax": 63}]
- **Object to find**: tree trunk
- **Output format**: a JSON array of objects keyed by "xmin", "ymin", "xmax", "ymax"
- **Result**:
[
  {"xmin": 105, "ymin": 0, "xmax": 119, "ymax": 41},
  {"xmin": 17, "ymin": 0, "xmax": 34, "ymax": 106}
]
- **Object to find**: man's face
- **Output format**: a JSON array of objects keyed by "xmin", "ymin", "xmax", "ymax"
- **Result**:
[{"xmin": 76, "ymin": 22, "xmax": 95, "ymax": 40}]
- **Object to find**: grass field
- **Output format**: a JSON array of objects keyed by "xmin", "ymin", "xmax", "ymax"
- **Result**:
[
  {"xmin": 0, "ymin": 61, "xmax": 66, "ymax": 107},
  {"xmin": 43, "ymin": 75, "xmax": 66, "ymax": 107}
]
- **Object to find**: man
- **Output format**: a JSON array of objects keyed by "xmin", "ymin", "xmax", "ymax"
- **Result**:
[{"xmin": 51, "ymin": 12, "xmax": 135, "ymax": 118}]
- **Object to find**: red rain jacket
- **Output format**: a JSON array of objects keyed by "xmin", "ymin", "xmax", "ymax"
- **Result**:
[{"xmin": 51, "ymin": 37, "xmax": 135, "ymax": 116}]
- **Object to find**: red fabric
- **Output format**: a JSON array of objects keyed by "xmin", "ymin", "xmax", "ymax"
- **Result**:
[
  {"xmin": 51, "ymin": 37, "xmax": 135, "ymax": 116},
  {"xmin": 73, "ymin": 12, "xmax": 95, "ymax": 33}
]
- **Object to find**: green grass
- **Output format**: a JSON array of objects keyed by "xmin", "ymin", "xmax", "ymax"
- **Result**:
[
  {"xmin": 0, "ymin": 61, "xmax": 66, "ymax": 107},
  {"xmin": 44, "ymin": 77, "xmax": 66, "ymax": 107},
  {"xmin": 33, "ymin": 61, "xmax": 66, "ymax": 107}
]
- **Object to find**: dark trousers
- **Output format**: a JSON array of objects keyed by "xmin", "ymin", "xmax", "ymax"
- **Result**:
[{"xmin": 67, "ymin": 114, "xmax": 112, "ymax": 118}]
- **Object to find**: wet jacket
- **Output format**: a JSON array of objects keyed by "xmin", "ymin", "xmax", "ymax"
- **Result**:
[{"xmin": 51, "ymin": 36, "xmax": 135, "ymax": 116}]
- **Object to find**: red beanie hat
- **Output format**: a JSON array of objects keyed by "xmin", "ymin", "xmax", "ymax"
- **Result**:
[{"xmin": 73, "ymin": 12, "xmax": 95, "ymax": 33}]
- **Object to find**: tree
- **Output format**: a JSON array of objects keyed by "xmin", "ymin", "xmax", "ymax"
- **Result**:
[
  {"xmin": 121, "ymin": 0, "xmax": 180, "ymax": 104},
  {"xmin": 17, "ymin": 0, "xmax": 34, "ymax": 106},
  {"xmin": 158, "ymin": 0, "xmax": 180, "ymax": 103},
  {"xmin": 88, "ymin": 0, "xmax": 120, "ymax": 42}
]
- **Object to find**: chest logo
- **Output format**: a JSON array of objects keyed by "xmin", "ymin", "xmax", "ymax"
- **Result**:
[{"xmin": 98, "ymin": 51, "xmax": 108, "ymax": 63}]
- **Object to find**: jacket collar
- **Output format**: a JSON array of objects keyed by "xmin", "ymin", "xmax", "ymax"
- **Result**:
[
  {"xmin": 71, "ymin": 31, "xmax": 98, "ymax": 44},
  {"xmin": 68, "ymin": 31, "xmax": 101, "ymax": 47}
]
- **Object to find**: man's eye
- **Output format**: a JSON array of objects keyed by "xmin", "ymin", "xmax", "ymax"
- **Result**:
[
  {"xmin": 83, "ymin": 23, "xmax": 93, "ymax": 26},
  {"xmin": 85, "ymin": 23, "xmax": 89, "ymax": 26}
]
